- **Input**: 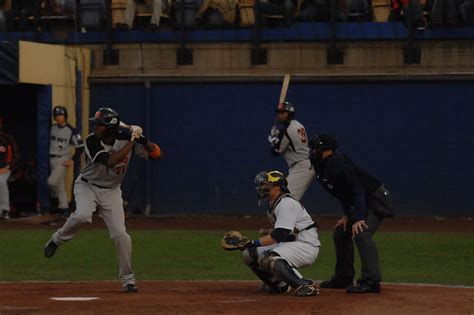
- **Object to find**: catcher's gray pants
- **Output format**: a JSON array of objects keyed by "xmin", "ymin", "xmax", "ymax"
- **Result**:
[
  {"xmin": 124, "ymin": 0, "xmax": 163, "ymax": 26},
  {"xmin": 287, "ymin": 159, "xmax": 315, "ymax": 201},
  {"xmin": 48, "ymin": 156, "xmax": 69, "ymax": 209},
  {"xmin": 52, "ymin": 179, "xmax": 135, "ymax": 286},
  {"xmin": 242, "ymin": 241, "xmax": 319, "ymax": 270},
  {"xmin": 0, "ymin": 169, "xmax": 11, "ymax": 212}
]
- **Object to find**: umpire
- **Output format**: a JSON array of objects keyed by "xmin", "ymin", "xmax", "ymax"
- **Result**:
[{"xmin": 308, "ymin": 134, "xmax": 393, "ymax": 294}]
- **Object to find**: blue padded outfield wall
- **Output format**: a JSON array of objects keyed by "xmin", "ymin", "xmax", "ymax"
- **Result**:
[{"xmin": 90, "ymin": 82, "xmax": 474, "ymax": 216}]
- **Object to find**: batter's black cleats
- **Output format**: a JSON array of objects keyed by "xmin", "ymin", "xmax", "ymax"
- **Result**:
[
  {"xmin": 123, "ymin": 283, "xmax": 138, "ymax": 293},
  {"xmin": 346, "ymin": 280, "xmax": 380, "ymax": 294},
  {"xmin": 44, "ymin": 239, "xmax": 59, "ymax": 258},
  {"xmin": 319, "ymin": 277, "xmax": 353, "ymax": 289}
]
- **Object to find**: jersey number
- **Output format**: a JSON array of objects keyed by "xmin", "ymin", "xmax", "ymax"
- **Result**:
[
  {"xmin": 297, "ymin": 128, "xmax": 308, "ymax": 144},
  {"xmin": 115, "ymin": 156, "xmax": 129, "ymax": 174},
  {"xmin": 115, "ymin": 165, "xmax": 126, "ymax": 175}
]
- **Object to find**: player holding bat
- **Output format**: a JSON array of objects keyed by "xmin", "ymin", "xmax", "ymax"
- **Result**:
[
  {"xmin": 268, "ymin": 75, "xmax": 315, "ymax": 200},
  {"xmin": 44, "ymin": 107, "xmax": 163, "ymax": 293}
]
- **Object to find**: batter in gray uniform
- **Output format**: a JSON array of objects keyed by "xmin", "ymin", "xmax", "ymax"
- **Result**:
[
  {"xmin": 242, "ymin": 171, "xmax": 320, "ymax": 297},
  {"xmin": 48, "ymin": 106, "xmax": 84, "ymax": 215},
  {"xmin": 44, "ymin": 107, "xmax": 163, "ymax": 293},
  {"xmin": 268, "ymin": 102, "xmax": 315, "ymax": 200}
]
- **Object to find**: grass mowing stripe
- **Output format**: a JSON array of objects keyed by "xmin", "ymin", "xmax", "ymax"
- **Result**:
[{"xmin": 0, "ymin": 230, "xmax": 472, "ymax": 285}]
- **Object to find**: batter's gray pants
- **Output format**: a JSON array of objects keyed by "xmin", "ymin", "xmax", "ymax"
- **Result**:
[
  {"xmin": 287, "ymin": 159, "xmax": 315, "ymax": 201},
  {"xmin": 48, "ymin": 156, "xmax": 69, "ymax": 209},
  {"xmin": 52, "ymin": 179, "xmax": 135, "ymax": 286}
]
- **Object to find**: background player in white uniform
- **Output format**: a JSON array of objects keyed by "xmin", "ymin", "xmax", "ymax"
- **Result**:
[
  {"xmin": 44, "ymin": 107, "xmax": 163, "ymax": 293},
  {"xmin": 268, "ymin": 101, "xmax": 315, "ymax": 200},
  {"xmin": 241, "ymin": 171, "xmax": 320, "ymax": 297},
  {"xmin": 48, "ymin": 106, "xmax": 84, "ymax": 216}
]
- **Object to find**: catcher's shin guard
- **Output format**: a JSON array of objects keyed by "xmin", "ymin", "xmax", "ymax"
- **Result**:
[
  {"xmin": 273, "ymin": 259, "xmax": 318, "ymax": 296},
  {"xmin": 243, "ymin": 250, "xmax": 288, "ymax": 294},
  {"xmin": 249, "ymin": 265, "xmax": 289, "ymax": 294}
]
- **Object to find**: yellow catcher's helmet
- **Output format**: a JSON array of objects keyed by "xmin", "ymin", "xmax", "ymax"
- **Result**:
[{"xmin": 254, "ymin": 171, "xmax": 289, "ymax": 206}]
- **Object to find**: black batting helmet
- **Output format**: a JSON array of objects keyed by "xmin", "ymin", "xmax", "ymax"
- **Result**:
[
  {"xmin": 308, "ymin": 133, "xmax": 338, "ymax": 151},
  {"xmin": 275, "ymin": 101, "xmax": 295, "ymax": 119},
  {"xmin": 89, "ymin": 107, "xmax": 120, "ymax": 131},
  {"xmin": 53, "ymin": 106, "xmax": 68, "ymax": 119}
]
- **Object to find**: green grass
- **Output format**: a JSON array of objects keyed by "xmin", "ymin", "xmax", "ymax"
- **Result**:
[{"xmin": 0, "ymin": 230, "xmax": 473, "ymax": 286}]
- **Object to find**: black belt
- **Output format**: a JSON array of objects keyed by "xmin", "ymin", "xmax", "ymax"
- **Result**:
[
  {"xmin": 49, "ymin": 154, "xmax": 65, "ymax": 158},
  {"xmin": 295, "ymin": 222, "xmax": 316, "ymax": 234},
  {"xmin": 81, "ymin": 177, "xmax": 112, "ymax": 189}
]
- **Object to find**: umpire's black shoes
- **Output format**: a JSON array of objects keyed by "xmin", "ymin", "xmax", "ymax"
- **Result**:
[
  {"xmin": 346, "ymin": 280, "xmax": 380, "ymax": 294},
  {"xmin": 123, "ymin": 283, "xmax": 138, "ymax": 293},
  {"xmin": 44, "ymin": 239, "xmax": 59, "ymax": 258},
  {"xmin": 319, "ymin": 277, "xmax": 353, "ymax": 289}
]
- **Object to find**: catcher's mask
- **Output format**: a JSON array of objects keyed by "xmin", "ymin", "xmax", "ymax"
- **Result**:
[
  {"xmin": 254, "ymin": 170, "xmax": 289, "ymax": 206},
  {"xmin": 308, "ymin": 133, "xmax": 338, "ymax": 166}
]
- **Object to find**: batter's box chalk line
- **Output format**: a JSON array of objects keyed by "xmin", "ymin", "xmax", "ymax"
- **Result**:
[{"xmin": 50, "ymin": 297, "xmax": 100, "ymax": 301}]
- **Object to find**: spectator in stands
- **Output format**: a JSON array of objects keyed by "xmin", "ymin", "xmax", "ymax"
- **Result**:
[
  {"xmin": 295, "ymin": 0, "xmax": 326, "ymax": 21},
  {"xmin": 117, "ymin": 0, "xmax": 168, "ymax": 31},
  {"xmin": 195, "ymin": 0, "xmax": 237, "ymax": 27},
  {"xmin": 254, "ymin": 0, "xmax": 295, "ymax": 26},
  {"xmin": 389, "ymin": 0, "xmax": 427, "ymax": 29},
  {"xmin": 429, "ymin": 0, "xmax": 464, "ymax": 26},
  {"xmin": 6, "ymin": 0, "xmax": 41, "ymax": 31},
  {"xmin": 322, "ymin": 0, "xmax": 349, "ymax": 21},
  {"xmin": 0, "ymin": 116, "xmax": 19, "ymax": 220},
  {"xmin": 460, "ymin": 0, "xmax": 474, "ymax": 26},
  {"xmin": 43, "ymin": 0, "xmax": 66, "ymax": 15}
]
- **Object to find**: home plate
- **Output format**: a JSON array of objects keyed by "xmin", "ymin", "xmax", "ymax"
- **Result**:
[{"xmin": 50, "ymin": 297, "xmax": 100, "ymax": 301}]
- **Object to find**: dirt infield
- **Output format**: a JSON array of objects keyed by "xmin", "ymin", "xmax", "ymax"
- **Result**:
[
  {"xmin": 1, "ymin": 215, "xmax": 473, "ymax": 233},
  {"xmin": 0, "ymin": 281, "xmax": 472, "ymax": 315}
]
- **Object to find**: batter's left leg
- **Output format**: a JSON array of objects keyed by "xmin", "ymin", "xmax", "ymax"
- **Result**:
[
  {"xmin": 286, "ymin": 159, "xmax": 315, "ymax": 200},
  {"xmin": 99, "ymin": 188, "xmax": 135, "ymax": 290}
]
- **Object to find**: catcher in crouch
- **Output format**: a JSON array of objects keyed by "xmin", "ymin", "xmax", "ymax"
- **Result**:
[{"xmin": 225, "ymin": 171, "xmax": 321, "ymax": 297}]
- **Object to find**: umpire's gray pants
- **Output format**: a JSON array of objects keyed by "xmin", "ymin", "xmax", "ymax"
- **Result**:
[
  {"xmin": 48, "ymin": 156, "xmax": 69, "ymax": 209},
  {"xmin": 332, "ymin": 186, "xmax": 392, "ymax": 283},
  {"xmin": 52, "ymin": 179, "xmax": 135, "ymax": 286},
  {"xmin": 0, "ymin": 169, "xmax": 11, "ymax": 211}
]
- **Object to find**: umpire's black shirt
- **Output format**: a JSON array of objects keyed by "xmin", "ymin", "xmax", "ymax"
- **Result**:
[{"xmin": 314, "ymin": 151, "xmax": 382, "ymax": 221}]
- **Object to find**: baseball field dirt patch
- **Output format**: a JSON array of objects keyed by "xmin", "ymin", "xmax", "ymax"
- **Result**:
[{"xmin": 0, "ymin": 281, "xmax": 472, "ymax": 314}]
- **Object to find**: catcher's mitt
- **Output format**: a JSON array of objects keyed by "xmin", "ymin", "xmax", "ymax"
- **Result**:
[{"xmin": 220, "ymin": 231, "xmax": 250, "ymax": 251}]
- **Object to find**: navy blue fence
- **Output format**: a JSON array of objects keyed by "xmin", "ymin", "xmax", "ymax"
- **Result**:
[{"xmin": 91, "ymin": 82, "xmax": 474, "ymax": 216}]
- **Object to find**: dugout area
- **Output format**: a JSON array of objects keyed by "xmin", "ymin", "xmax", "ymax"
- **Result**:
[{"xmin": 0, "ymin": 41, "xmax": 90, "ymax": 215}]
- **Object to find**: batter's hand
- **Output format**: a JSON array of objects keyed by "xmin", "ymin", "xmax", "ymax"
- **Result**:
[
  {"xmin": 130, "ymin": 125, "xmax": 143, "ymax": 142},
  {"xmin": 268, "ymin": 135, "xmax": 280, "ymax": 145},
  {"xmin": 334, "ymin": 215, "xmax": 348, "ymax": 231},
  {"xmin": 62, "ymin": 160, "xmax": 74, "ymax": 166},
  {"xmin": 0, "ymin": 167, "xmax": 8, "ymax": 174},
  {"xmin": 352, "ymin": 220, "xmax": 368, "ymax": 238},
  {"xmin": 270, "ymin": 126, "xmax": 279, "ymax": 137}
]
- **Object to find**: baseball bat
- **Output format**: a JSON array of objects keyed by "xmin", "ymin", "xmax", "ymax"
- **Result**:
[
  {"xmin": 279, "ymin": 74, "xmax": 291, "ymax": 104},
  {"xmin": 119, "ymin": 121, "xmax": 131, "ymax": 129}
]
